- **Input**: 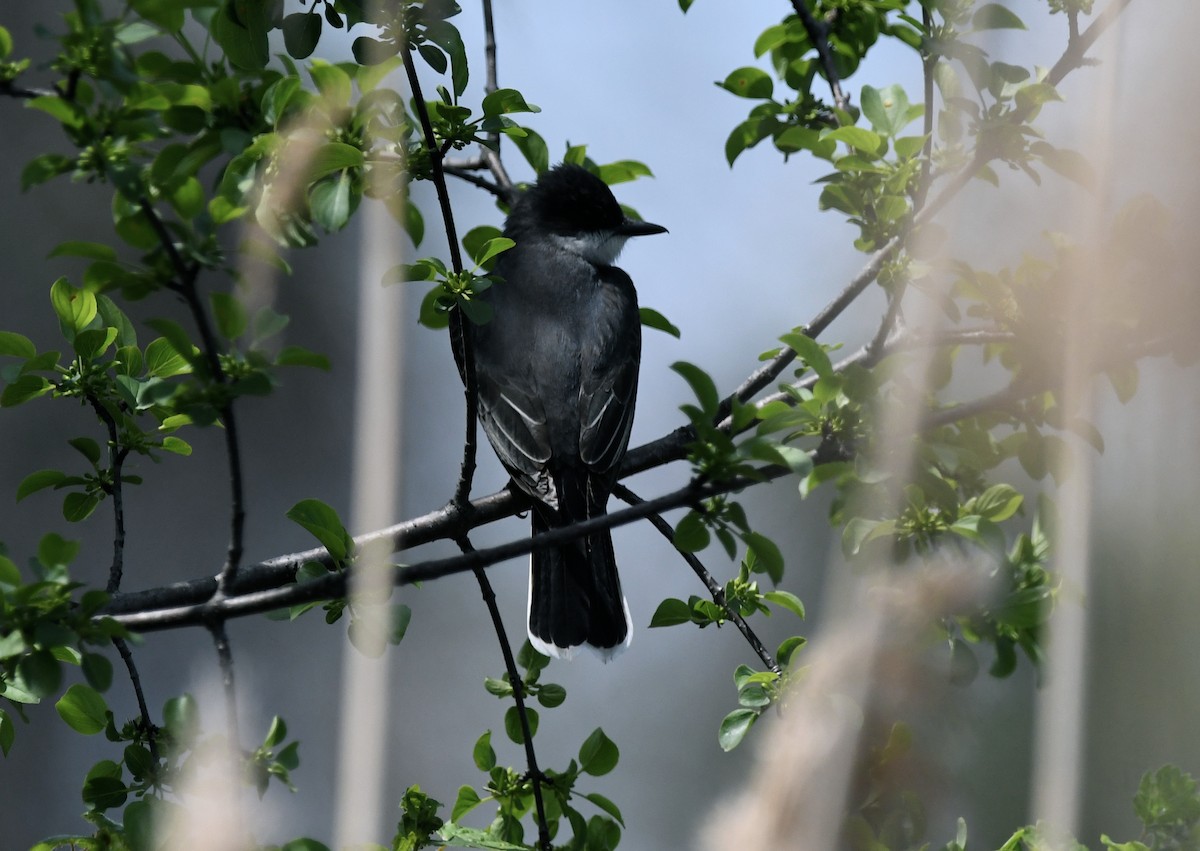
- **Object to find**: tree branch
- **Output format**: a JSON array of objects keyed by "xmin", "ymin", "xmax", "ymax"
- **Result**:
[
  {"xmin": 399, "ymin": 38, "xmax": 479, "ymax": 510},
  {"xmin": 137, "ymin": 197, "xmax": 247, "ymax": 596},
  {"xmin": 612, "ymin": 484, "xmax": 781, "ymax": 675},
  {"xmin": 463, "ymin": 540, "xmax": 551, "ymax": 851},
  {"xmin": 789, "ymin": 0, "xmax": 847, "ymax": 111},
  {"xmin": 113, "ymin": 637, "xmax": 160, "ymax": 767}
]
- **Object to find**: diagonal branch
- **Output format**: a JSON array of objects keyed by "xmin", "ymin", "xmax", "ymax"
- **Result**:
[{"xmin": 612, "ymin": 484, "xmax": 781, "ymax": 674}]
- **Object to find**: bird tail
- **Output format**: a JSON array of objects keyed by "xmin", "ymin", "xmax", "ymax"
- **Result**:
[{"xmin": 526, "ymin": 501, "xmax": 632, "ymax": 662}]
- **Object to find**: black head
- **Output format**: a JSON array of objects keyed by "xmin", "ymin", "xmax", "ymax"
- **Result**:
[{"xmin": 509, "ymin": 163, "xmax": 668, "ymax": 241}]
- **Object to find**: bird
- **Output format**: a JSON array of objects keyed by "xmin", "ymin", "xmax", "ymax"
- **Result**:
[{"xmin": 465, "ymin": 163, "xmax": 667, "ymax": 661}]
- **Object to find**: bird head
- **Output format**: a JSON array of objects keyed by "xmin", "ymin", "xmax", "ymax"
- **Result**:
[{"xmin": 509, "ymin": 163, "xmax": 667, "ymax": 266}]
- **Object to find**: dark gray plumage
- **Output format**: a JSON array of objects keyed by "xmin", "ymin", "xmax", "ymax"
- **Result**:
[{"xmin": 466, "ymin": 164, "xmax": 666, "ymax": 660}]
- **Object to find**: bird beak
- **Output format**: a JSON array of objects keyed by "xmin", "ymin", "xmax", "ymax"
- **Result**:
[{"xmin": 616, "ymin": 217, "xmax": 668, "ymax": 237}]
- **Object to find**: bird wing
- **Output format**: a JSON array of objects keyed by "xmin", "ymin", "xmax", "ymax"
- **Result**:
[
  {"xmin": 578, "ymin": 274, "xmax": 641, "ymax": 476},
  {"xmin": 473, "ymin": 358, "xmax": 558, "ymax": 504}
]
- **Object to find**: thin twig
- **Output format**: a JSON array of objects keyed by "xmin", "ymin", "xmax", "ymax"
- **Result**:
[
  {"xmin": 399, "ymin": 38, "xmax": 478, "ymax": 509},
  {"xmin": 789, "ymin": 0, "xmax": 847, "ymax": 111},
  {"xmin": 209, "ymin": 621, "xmax": 241, "ymax": 744},
  {"xmin": 86, "ymin": 394, "xmax": 129, "ymax": 593},
  {"xmin": 444, "ymin": 164, "xmax": 507, "ymax": 198},
  {"xmin": 480, "ymin": 0, "xmax": 515, "ymax": 196},
  {"xmin": 137, "ymin": 197, "xmax": 247, "ymax": 594},
  {"xmin": 461, "ymin": 540, "xmax": 551, "ymax": 851},
  {"xmin": 113, "ymin": 637, "xmax": 160, "ymax": 767},
  {"xmin": 612, "ymin": 484, "xmax": 781, "ymax": 674}
]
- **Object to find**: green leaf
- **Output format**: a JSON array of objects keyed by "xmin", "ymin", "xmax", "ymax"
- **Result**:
[
  {"xmin": 0, "ymin": 25, "xmax": 11, "ymax": 59},
  {"xmin": 27, "ymin": 96, "xmax": 85, "ymax": 129},
  {"xmin": 210, "ymin": 292, "xmax": 248, "ymax": 340},
  {"xmin": 860, "ymin": 84, "xmax": 914, "ymax": 137},
  {"xmin": 96, "ymin": 295, "xmax": 137, "ymax": 348},
  {"xmin": 1, "ymin": 374, "xmax": 53, "ymax": 407},
  {"xmin": 973, "ymin": 3, "xmax": 1026, "ymax": 30},
  {"xmin": 579, "ymin": 728, "xmax": 619, "ymax": 776},
  {"xmin": 131, "ymin": 0, "xmax": 185, "ymax": 32},
  {"xmin": 472, "ymin": 730, "xmax": 496, "ymax": 771},
  {"xmin": 0, "ymin": 709, "xmax": 14, "ymax": 756},
  {"xmin": 581, "ymin": 792, "xmax": 625, "ymax": 827},
  {"xmin": 21, "ymin": 153, "xmax": 73, "ymax": 191},
  {"xmin": 536, "ymin": 683, "xmax": 566, "ymax": 708},
  {"xmin": 776, "ymin": 635, "xmax": 807, "ymax": 667},
  {"xmin": 282, "ymin": 11, "xmax": 322, "ymax": 59},
  {"xmin": 779, "ymin": 333, "xmax": 831, "ymax": 380},
  {"xmin": 307, "ymin": 142, "xmax": 365, "ymax": 181},
  {"xmin": 1036, "ymin": 145, "xmax": 1095, "ymax": 189},
  {"xmin": 639, "ymin": 307, "xmax": 680, "ymax": 338},
  {"xmin": 48, "ymin": 241, "xmax": 118, "ymax": 262},
  {"xmin": 744, "ymin": 531, "xmax": 784, "ymax": 584},
  {"xmin": 73, "ymin": 327, "xmax": 118, "ymax": 361},
  {"xmin": 823, "ymin": 125, "xmax": 884, "ymax": 155},
  {"xmin": 17, "ymin": 469, "xmax": 67, "ymax": 502},
  {"xmin": 481, "ymin": 88, "xmax": 539, "ymax": 116},
  {"xmin": 451, "ymin": 785, "xmax": 482, "ymax": 822},
  {"xmin": 596, "ymin": 160, "xmax": 653, "ymax": 185},
  {"xmin": 50, "ymin": 278, "xmax": 97, "ymax": 335},
  {"xmin": 351, "ymin": 35, "xmax": 398, "ymax": 66},
  {"xmin": 63, "ymin": 492, "xmax": 102, "ymax": 523},
  {"xmin": 726, "ymin": 118, "xmax": 772, "ymax": 166},
  {"xmin": 310, "ymin": 171, "xmax": 355, "ymax": 232},
  {"xmin": 144, "ymin": 337, "xmax": 193, "ymax": 378},
  {"xmin": 280, "ymin": 840, "xmax": 333, "ymax": 851},
  {"xmin": 0, "ymin": 331, "xmax": 36, "ymax": 358},
  {"xmin": 673, "ymin": 511, "xmax": 710, "ymax": 553},
  {"xmin": 0, "ymin": 555, "xmax": 20, "ymax": 587},
  {"xmin": 437, "ymin": 824, "xmax": 529, "ymax": 850},
  {"xmin": 169, "ymin": 176, "xmax": 205, "ymax": 220},
  {"xmin": 648, "ymin": 597, "xmax": 692, "ymax": 628},
  {"xmin": 473, "ymin": 237, "xmax": 514, "ymax": 268},
  {"xmin": 163, "ymin": 694, "xmax": 199, "ymax": 741},
  {"xmin": 1014, "ymin": 82, "xmax": 1062, "ymax": 115},
  {"xmin": 973, "ymin": 484, "xmax": 1024, "ymax": 522},
  {"xmin": 276, "ymin": 346, "xmax": 331, "ymax": 370},
  {"xmin": 286, "ymin": 498, "xmax": 353, "ymax": 563},
  {"xmin": 718, "ymin": 708, "xmax": 758, "ymax": 751},
  {"xmin": 56, "ymin": 683, "xmax": 110, "ymax": 734},
  {"xmin": 38, "ymin": 533, "xmax": 79, "ymax": 569},
  {"xmin": 764, "ymin": 589, "xmax": 805, "ymax": 619},
  {"xmin": 82, "ymin": 653, "xmax": 114, "ymax": 691},
  {"xmin": 18, "ymin": 650, "xmax": 62, "ymax": 698},
  {"xmin": 82, "ymin": 759, "xmax": 128, "ymax": 812},
  {"xmin": 503, "ymin": 705, "xmax": 537, "ymax": 744},
  {"xmin": 161, "ymin": 436, "xmax": 192, "ymax": 456},
  {"xmin": 720, "ymin": 67, "xmax": 773, "ymax": 99},
  {"xmin": 512, "ymin": 126, "xmax": 549, "ymax": 174},
  {"xmin": 212, "ymin": 0, "xmax": 269, "ymax": 69},
  {"xmin": 424, "ymin": 20, "xmax": 469, "ymax": 98},
  {"xmin": 671, "ymin": 361, "xmax": 719, "ymax": 414}
]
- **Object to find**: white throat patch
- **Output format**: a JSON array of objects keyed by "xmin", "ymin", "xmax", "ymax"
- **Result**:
[{"xmin": 551, "ymin": 231, "xmax": 628, "ymax": 266}]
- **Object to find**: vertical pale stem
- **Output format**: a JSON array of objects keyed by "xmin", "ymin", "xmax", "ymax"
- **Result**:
[
  {"xmin": 332, "ymin": 195, "xmax": 406, "ymax": 846},
  {"xmin": 1028, "ymin": 16, "xmax": 1122, "ymax": 834}
]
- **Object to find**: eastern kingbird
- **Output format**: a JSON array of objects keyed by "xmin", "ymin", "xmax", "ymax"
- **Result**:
[{"xmin": 467, "ymin": 163, "xmax": 667, "ymax": 661}]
